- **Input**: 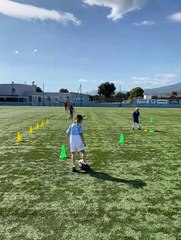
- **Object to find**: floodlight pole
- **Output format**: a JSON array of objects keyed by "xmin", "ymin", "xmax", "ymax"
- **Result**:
[
  {"xmin": 80, "ymin": 84, "xmax": 83, "ymax": 106},
  {"xmin": 42, "ymin": 82, "xmax": 44, "ymax": 106},
  {"xmin": 12, "ymin": 81, "xmax": 15, "ymax": 95}
]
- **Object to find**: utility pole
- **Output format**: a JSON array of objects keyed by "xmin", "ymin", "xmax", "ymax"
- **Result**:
[
  {"xmin": 43, "ymin": 82, "xmax": 44, "ymax": 106},
  {"xmin": 80, "ymin": 84, "xmax": 83, "ymax": 106},
  {"xmin": 12, "ymin": 81, "xmax": 15, "ymax": 95}
]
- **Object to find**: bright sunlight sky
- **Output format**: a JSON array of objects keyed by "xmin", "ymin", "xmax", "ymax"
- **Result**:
[{"xmin": 0, "ymin": 0, "xmax": 181, "ymax": 93}]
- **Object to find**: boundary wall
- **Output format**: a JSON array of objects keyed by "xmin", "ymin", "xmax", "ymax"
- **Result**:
[{"xmin": 1, "ymin": 102, "xmax": 181, "ymax": 108}]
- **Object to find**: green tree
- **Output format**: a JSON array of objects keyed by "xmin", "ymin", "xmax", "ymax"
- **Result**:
[
  {"xmin": 98, "ymin": 82, "xmax": 116, "ymax": 99},
  {"xmin": 130, "ymin": 87, "xmax": 144, "ymax": 99},
  {"xmin": 59, "ymin": 88, "xmax": 69, "ymax": 93},
  {"xmin": 114, "ymin": 92, "xmax": 124, "ymax": 102},
  {"xmin": 171, "ymin": 91, "xmax": 177, "ymax": 98},
  {"xmin": 124, "ymin": 91, "xmax": 130, "ymax": 100}
]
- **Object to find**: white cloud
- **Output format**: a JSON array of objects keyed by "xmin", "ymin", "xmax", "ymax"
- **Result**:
[
  {"xmin": 82, "ymin": 0, "xmax": 146, "ymax": 21},
  {"xmin": 112, "ymin": 80, "xmax": 124, "ymax": 84},
  {"xmin": 133, "ymin": 20, "xmax": 154, "ymax": 26},
  {"xmin": 0, "ymin": 0, "xmax": 81, "ymax": 25},
  {"xmin": 168, "ymin": 12, "xmax": 181, "ymax": 22},
  {"xmin": 79, "ymin": 78, "xmax": 88, "ymax": 82},
  {"xmin": 132, "ymin": 77, "xmax": 151, "ymax": 86},
  {"xmin": 132, "ymin": 73, "xmax": 178, "ymax": 88},
  {"xmin": 132, "ymin": 77, "xmax": 149, "ymax": 82},
  {"xmin": 154, "ymin": 74, "xmax": 177, "ymax": 79},
  {"xmin": 112, "ymin": 80, "xmax": 124, "ymax": 89}
]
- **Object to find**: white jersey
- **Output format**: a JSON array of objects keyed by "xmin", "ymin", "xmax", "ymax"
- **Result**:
[{"xmin": 66, "ymin": 123, "xmax": 85, "ymax": 152}]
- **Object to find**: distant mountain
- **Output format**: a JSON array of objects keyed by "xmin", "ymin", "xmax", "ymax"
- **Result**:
[
  {"xmin": 87, "ymin": 82, "xmax": 181, "ymax": 96},
  {"xmin": 144, "ymin": 82, "xmax": 181, "ymax": 95}
]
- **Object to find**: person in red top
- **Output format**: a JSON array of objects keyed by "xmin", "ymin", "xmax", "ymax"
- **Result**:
[{"xmin": 67, "ymin": 102, "xmax": 71, "ymax": 110}]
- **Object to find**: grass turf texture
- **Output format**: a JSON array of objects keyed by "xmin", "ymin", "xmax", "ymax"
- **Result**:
[{"xmin": 0, "ymin": 106, "xmax": 180, "ymax": 240}]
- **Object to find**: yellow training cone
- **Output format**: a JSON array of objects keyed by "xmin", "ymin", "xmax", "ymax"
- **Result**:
[
  {"xmin": 46, "ymin": 119, "xmax": 49, "ymax": 125},
  {"xmin": 16, "ymin": 131, "xmax": 22, "ymax": 142},
  {"xmin": 29, "ymin": 126, "xmax": 33, "ymax": 134},
  {"xmin": 36, "ymin": 123, "xmax": 39, "ymax": 130},
  {"xmin": 41, "ymin": 121, "xmax": 44, "ymax": 128}
]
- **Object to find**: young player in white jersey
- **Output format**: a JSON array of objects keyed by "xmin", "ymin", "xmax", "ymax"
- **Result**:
[{"xmin": 66, "ymin": 114, "xmax": 89, "ymax": 172}]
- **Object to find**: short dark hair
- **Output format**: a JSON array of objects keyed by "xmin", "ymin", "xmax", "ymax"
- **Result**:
[{"xmin": 75, "ymin": 114, "xmax": 83, "ymax": 121}]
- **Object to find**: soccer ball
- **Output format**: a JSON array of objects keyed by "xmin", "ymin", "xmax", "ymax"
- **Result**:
[{"xmin": 78, "ymin": 159, "xmax": 90, "ymax": 172}]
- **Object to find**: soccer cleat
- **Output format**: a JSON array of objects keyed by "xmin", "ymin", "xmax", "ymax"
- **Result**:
[{"xmin": 72, "ymin": 167, "xmax": 79, "ymax": 172}]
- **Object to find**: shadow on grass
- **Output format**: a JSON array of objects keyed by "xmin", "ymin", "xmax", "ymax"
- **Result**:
[
  {"xmin": 144, "ymin": 129, "xmax": 167, "ymax": 133},
  {"xmin": 86, "ymin": 168, "xmax": 146, "ymax": 189},
  {"xmin": 154, "ymin": 129, "xmax": 167, "ymax": 133}
]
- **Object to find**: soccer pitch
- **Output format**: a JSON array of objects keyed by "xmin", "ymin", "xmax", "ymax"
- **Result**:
[{"xmin": 0, "ymin": 106, "xmax": 180, "ymax": 240}]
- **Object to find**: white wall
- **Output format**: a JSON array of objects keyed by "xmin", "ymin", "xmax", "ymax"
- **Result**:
[{"xmin": 0, "ymin": 84, "xmax": 37, "ymax": 95}]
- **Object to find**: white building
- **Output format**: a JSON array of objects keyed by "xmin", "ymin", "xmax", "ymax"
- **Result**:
[
  {"xmin": 143, "ymin": 94, "xmax": 152, "ymax": 100},
  {"xmin": 0, "ymin": 83, "xmax": 90, "ymax": 106},
  {"xmin": 31, "ymin": 92, "xmax": 90, "ymax": 106}
]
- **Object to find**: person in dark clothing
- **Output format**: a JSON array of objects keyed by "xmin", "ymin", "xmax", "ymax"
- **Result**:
[
  {"xmin": 132, "ymin": 107, "xmax": 141, "ymax": 130},
  {"xmin": 64, "ymin": 102, "xmax": 67, "ymax": 111},
  {"xmin": 68, "ymin": 104, "xmax": 75, "ymax": 119}
]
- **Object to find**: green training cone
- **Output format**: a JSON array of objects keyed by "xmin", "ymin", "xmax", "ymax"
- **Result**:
[
  {"xmin": 149, "ymin": 129, "xmax": 156, "ymax": 133},
  {"xmin": 149, "ymin": 117, "xmax": 154, "ymax": 123},
  {"xmin": 119, "ymin": 133, "xmax": 125, "ymax": 144},
  {"xmin": 60, "ymin": 144, "xmax": 68, "ymax": 159}
]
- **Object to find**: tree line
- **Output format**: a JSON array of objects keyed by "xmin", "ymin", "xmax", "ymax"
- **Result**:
[
  {"xmin": 59, "ymin": 83, "xmax": 144, "ymax": 102},
  {"xmin": 38, "ymin": 83, "xmax": 180, "ymax": 102},
  {"xmin": 95, "ymin": 82, "xmax": 144, "ymax": 102}
]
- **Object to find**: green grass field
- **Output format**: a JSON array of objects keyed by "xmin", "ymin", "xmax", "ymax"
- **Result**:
[{"xmin": 0, "ymin": 106, "xmax": 180, "ymax": 240}]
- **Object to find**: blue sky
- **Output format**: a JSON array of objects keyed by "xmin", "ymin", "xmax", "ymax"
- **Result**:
[{"xmin": 0, "ymin": 0, "xmax": 181, "ymax": 93}]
